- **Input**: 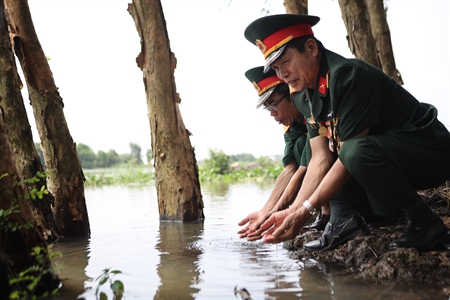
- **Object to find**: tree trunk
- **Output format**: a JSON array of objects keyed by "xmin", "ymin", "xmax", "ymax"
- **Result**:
[
  {"xmin": 128, "ymin": 0, "xmax": 204, "ymax": 221},
  {"xmin": 0, "ymin": 111, "xmax": 59, "ymax": 298},
  {"xmin": 284, "ymin": 0, "xmax": 308, "ymax": 14},
  {"xmin": 364, "ymin": 0, "xmax": 404, "ymax": 85},
  {"xmin": 338, "ymin": 0, "xmax": 381, "ymax": 68},
  {"xmin": 5, "ymin": 0, "xmax": 90, "ymax": 236},
  {"xmin": 0, "ymin": 3, "xmax": 59, "ymax": 242}
]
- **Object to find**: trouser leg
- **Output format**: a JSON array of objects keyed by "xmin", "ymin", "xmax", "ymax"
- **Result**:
[
  {"xmin": 339, "ymin": 135, "xmax": 450, "ymax": 216},
  {"xmin": 337, "ymin": 178, "xmax": 384, "ymax": 223}
]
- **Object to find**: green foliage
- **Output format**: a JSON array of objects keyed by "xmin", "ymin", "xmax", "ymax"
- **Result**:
[
  {"xmin": 76, "ymin": 143, "xmax": 97, "ymax": 169},
  {"xmin": 199, "ymin": 162, "xmax": 283, "ymax": 183},
  {"xmin": 95, "ymin": 268, "xmax": 125, "ymax": 300},
  {"xmin": 146, "ymin": 149, "xmax": 153, "ymax": 166},
  {"xmin": 96, "ymin": 150, "xmax": 121, "ymax": 168},
  {"xmin": 198, "ymin": 149, "xmax": 283, "ymax": 182},
  {"xmin": 0, "ymin": 199, "xmax": 34, "ymax": 233},
  {"xmin": 73, "ymin": 143, "xmax": 147, "ymax": 169},
  {"xmin": 229, "ymin": 153, "xmax": 256, "ymax": 163},
  {"xmin": 8, "ymin": 246, "xmax": 61, "ymax": 300},
  {"xmin": 1, "ymin": 172, "xmax": 59, "ymax": 299},
  {"xmin": 84, "ymin": 166, "xmax": 154, "ymax": 187},
  {"xmin": 256, "ymin": 155, "xmax": 277, "ymax": 168},
  {"xmin": 0, "ymin": 172, "xmax": 51, "ymax": 233},
  {"xmin": 199, "ymin": 149, "xmax": 231, "ymax": 175},
  {"xmin": 129, "ymin": 143, "xmax": 143, "ymax": 166},
  {"xmin": 22, "ymin": 171, "xmax": 50, "ymax": 202}
]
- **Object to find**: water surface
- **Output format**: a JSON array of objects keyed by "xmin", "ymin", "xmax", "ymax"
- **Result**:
[{"xmin": 49, "ymin": 182, "xmax": 447, "ymax": 299}]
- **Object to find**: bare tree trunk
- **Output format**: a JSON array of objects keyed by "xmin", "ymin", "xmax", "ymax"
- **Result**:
[
  {"xmin": 5, "ymin": 0, "xmax": 90, "ymax": 236},
  {"xmin": 0, "ymin": 4, "xmax": 59, "ymax": 242},
  {"xmin": 338, "ymin": 0, "xmax": 381, "ymax": 68},
  {"xmin": 128, "ymin": 0, "xmax": 204, "ymax": 221},
  {"xmin": 0, "ymin": 111, "xmax": 59, "ymax": 298},
  {"xmin": 284, "ymin": 0, "xmax": 308, "ymax": 14},
  {"xmin": 365, "ymin": 0, "xmax": 403, "ymax": 85}
]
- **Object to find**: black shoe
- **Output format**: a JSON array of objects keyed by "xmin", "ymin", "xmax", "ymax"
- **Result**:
[
  {"xmin": 389, "ymin": 219, "xmax": 450, "ymax": 251},
  {"xmin": 303, "ymin": 214, "xmax": 370, "ymax": 252},
  {"xmin": 303, "ymin": 213, "xmax": 330, "ymax": 231}
]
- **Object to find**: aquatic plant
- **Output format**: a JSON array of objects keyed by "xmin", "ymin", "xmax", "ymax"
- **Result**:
[{"xmin": 94, "ymin": 268, "xmax": 125, "ymax": 300}]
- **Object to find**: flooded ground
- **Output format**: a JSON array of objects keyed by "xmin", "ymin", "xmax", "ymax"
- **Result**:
[{"xmin": 48, "ymin": 182, "xmax": 448, "ymax": 299}]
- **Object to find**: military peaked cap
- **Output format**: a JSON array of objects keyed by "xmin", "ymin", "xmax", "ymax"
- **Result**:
[
  {"xmin": 244, "ymin": 14, "xmax": 320, "ymax": 72},
  {"xmin": 245, "ymin": 66, "xmax": 285, "ymax": 109}
]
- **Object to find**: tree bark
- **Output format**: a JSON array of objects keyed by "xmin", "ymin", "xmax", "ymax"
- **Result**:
[
  {"xmin": 0, "ymin": 111, "xmax": 59, "ymax": 298},
  {"xmin": 1, "ymin": 3, "xmax": 59, "ymax": 242},
  {"xmin": 5, "ymin": 0, "xmax": 90, "ymax": 236},
  {"xmin": 128, "ymin": 0, "xmax": 204, "ymax": 221},
  {"xmin": 364, "ymin": 0, "xmax": 403, "ymax": 85},
  {"xmin": 338, "ymin": 0, "xmax": 381, "ymax": 68},
  {"xmin": 284, "ymin": 0, "xmax": 308, "ymax": 14}
]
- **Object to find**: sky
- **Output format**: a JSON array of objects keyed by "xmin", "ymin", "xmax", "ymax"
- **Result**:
[{"xmin": 23, "ymin": 0, "xmax": 449, "ymax": 161}]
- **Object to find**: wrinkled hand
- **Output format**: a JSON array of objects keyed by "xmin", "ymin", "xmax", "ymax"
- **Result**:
[
  {"xmin": 237, "ymin": 210, "xmax": 271, "ymax": 241},
  {"xmin": 261, "ymin": 209, "xmax": 308, "ymax": 244}
]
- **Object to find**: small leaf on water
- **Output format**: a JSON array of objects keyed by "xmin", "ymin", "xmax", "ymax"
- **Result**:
[
  {"xmin": 99, "ymin": 276, "xmax": 108, "ymax": 286},
  {"xmin": 111, "ymin": 280, "xmax": 124, "ymax": 294},
  {"xmin": 99, "ymin": 292, "xmax": 108, "ymax": 300}
]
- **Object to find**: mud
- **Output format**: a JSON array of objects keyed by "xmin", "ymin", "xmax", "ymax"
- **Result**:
[{"xmin": 284, "ymin": 182, "xmax": 450, "ymax": 290}]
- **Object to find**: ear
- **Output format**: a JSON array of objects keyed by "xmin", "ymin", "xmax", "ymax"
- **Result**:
[{"xmin": 305, "ymin": 38, "xmax": 319, "ymax": 56}]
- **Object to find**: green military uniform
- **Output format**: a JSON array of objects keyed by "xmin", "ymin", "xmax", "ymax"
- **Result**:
[
  {"xmin": 282, "ymin": 119, "xmax": 309, "ymax": 168},
  {"xmin": 245, "ymin": 66, "xmax": 310, "ymax": 169},
  {"xmin": 292, "ymin": 49, "xmax": 450, "ymax": 215}
]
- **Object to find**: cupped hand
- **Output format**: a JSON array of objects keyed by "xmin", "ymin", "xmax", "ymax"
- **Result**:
[
  {"xmin": 261, "ymin": 209, "xmax": 308, "ymax": 244},
  {"xmin": 237, "ymin": 210, "xmax": 271, "ymax": 240}
]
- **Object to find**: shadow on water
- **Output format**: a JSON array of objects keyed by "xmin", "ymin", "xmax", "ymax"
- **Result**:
[{"xmin": 154, "ymin": 222, "xmax": 203, "ymax": 299}]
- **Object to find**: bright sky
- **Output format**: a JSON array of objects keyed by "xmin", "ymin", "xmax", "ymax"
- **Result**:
[{"xmin": 24, "ymin": 0, "xmax": 449, "ymax": 161}]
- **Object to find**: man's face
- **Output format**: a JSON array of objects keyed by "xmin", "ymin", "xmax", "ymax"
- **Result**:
[
  {"xmin": 270, "ymin": 41, "xmax": 320, "ymax": 92},
  {"xmin": 263, "ymin": 93, "xmax": 300, "ymax": 126}
]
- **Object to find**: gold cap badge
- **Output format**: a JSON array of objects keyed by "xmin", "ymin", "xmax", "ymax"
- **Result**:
[
  {"xmin": 255, "ymin": 39, "xmax": 266, "ymax": 54},
  {"xmin": 252, "ymin": 81, "xmax": 260, "ymax": 93}
]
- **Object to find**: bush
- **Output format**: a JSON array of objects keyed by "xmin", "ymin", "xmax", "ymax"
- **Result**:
[{"xmin": 199, "ymin": 149, "xmax": 230, "ymax": 175}]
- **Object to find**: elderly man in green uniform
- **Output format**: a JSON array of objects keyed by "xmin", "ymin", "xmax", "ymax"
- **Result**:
[
  {"xmin": 238, "ymin": 66, "xmax": 331, "ymax": 241},
  {"xmin": 244, "ymin": 14, "xmax": 450, "ymax": 252}
]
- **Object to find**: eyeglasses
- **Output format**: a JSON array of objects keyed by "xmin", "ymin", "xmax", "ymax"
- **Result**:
[{"xmin": 263, "ymin": 95, "xmax": 285, "ymax": 111}]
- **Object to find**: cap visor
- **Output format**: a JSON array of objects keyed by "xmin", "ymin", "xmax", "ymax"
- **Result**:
[
  {"xmin": 263, "ymin": 45, "xmax": 286, "ymax": 73},
  {"xmin": 256, "ymin": 87, "xmax": 276, "ymax": 109}
]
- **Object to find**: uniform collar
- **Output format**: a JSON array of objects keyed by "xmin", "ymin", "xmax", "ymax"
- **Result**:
[{"xmin": 303, "ymin": 50, "xmax": 330, "ymax": 122}]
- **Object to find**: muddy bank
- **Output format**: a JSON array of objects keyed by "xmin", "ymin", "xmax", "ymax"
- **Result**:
[{"xmin": 284, "ymin": 181, "xmax": 450, "ymax": 290}]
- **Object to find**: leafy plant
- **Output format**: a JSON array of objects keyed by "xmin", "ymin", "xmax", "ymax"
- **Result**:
[
  {"xmin": 1, "ymin": 172, "xmax": 59, "ymax": 299},
  {"xmin": 21, "ymin": 171, "xmax": 50, "ymax": 201},
  {"xmin": 200, "ymin": 149, "xmax": 231, "ymax": 175},
  {"xmin": 0, "ymin": 199, "xmax": 34, "ymax": 233},
  {"xmin": 0, "ymin": 173, "xmax": 35, "ymax": 233},
  {"xmin": 8, "ymin": 246, "xmax": 61, "ymax": 299},
  {"xmin": 95, "ymin": 268, "xmax": 125, "ymax": 300},
  {"xmin": 84, "ymin": 166, "xmax": 154, "ymax": 187}
]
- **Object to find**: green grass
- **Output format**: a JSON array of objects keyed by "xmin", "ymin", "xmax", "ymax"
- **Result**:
[
  {"xmin": 83, "ymin": 166, "xmax": 154, "ymax": 186},
  {"xmin": 83, "ymin": 164, "xmax": 282, "ymax": 186}
]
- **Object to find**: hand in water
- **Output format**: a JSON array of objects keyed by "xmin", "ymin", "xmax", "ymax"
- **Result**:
[
  {"xmin": 261, "ymin": 209, "xmax": 308, "ymax": 243},
  {"xmin": 237, "ymin": 210, "xmax": 271, "ymax": 241}
]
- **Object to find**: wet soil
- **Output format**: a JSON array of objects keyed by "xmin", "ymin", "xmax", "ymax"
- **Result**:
[{"xmin": 284, "ymin": 181, "xmax": 450, "ymax": 291}]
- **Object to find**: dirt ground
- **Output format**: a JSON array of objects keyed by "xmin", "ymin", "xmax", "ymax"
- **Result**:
[{"xmin": 283, "ymin": 181, "xmax": 450, "ymax": 291}]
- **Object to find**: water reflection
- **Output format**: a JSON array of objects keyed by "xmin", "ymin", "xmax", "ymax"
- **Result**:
[
  {"xmin": 154, "ymin": 222, "xmax": 204, "ymax": 299},
  {"xmin": 44, "ymin": 183, "xmax": 448, "ymax": 299},
  {"xmin": 50, "ymin": 236, "xmax": 90, "ymax": 298},
  {"xmin": 200, "ymin": 180, "xmax": 230, "ymax": 199}
]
